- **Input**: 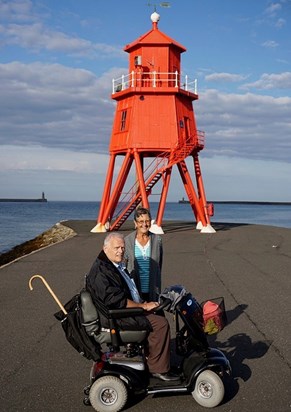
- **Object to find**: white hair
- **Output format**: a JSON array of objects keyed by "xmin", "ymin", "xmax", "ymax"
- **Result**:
[{"xmin": 103, "ymin": 232, "xmax": 124, "ymax": 247}]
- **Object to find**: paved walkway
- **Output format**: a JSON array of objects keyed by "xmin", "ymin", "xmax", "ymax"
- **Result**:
[{"xmin": 1, "ymin": 220, "xmax": 291, "ymax": 411}]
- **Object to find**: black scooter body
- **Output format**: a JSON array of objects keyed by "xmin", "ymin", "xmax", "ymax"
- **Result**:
[
  {"xmin": 89, "ymin": 346, "xmax": 230, "ymax": 397},
  {"xmin": 85, "ymin": 291, "xmax": 231, "ymax": 407}
]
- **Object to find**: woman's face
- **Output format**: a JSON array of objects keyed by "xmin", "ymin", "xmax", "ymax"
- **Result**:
[{"xmin": 135, "ymin": 213, "xmax": 151, "ymax": 234}]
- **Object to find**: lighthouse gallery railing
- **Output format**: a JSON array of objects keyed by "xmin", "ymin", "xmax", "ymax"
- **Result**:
[{"xmin": 112, "ymin": 71, "xmax": 198, "ymax": 94}]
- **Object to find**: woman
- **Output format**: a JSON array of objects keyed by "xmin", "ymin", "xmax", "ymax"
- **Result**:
[{"xmin": 124, "ymin": 207, "xmax": 163, "ymax": 302}]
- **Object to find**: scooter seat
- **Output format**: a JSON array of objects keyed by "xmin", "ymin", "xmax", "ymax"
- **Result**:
[
  {"xmin": 80, "ymin": 290, "xmax": 147, "ymax": 346},
  {"xmin": 94, "ymin": 329, "xmax": 148, "ymax": 345}
]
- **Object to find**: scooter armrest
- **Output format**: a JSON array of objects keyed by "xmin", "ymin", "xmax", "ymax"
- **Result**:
[{"xmin": 108, "ymin": 307, "xmax": 144, "ymax": 319}]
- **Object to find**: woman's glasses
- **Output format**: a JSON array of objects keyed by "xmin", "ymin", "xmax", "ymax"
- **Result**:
[{"xmin": 136, "ymin": 219, "xmax": 151, "ymax": 226}]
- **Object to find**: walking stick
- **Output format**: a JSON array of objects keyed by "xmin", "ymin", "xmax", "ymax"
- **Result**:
[{"xmin": 29, "ymin": 274, "xmax": 67, "ymax": 315}]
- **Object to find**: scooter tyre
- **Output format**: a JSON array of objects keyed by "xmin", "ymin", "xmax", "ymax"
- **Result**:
[
  {"xmin": 192, "ymin": 370, "xmax": 224, "ymax": 408},
  {"xmin": 89, "ymin": 375, "xmax": 128, "ymax": 412}
]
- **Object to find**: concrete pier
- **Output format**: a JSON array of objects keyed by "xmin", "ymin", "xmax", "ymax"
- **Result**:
[{"xmin": 1, "ymin": 220, "xmax": 290, "ymax": 411}]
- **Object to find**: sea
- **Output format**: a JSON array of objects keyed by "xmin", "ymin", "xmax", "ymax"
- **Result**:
[{"xmin": 1, "ymin": 201, "xmax": 291, "ymax": 254}]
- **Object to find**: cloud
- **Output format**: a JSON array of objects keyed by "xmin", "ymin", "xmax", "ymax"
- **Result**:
[
  {"xmin": 0, "ymin": 145, "xmax": 108, "ymax": 172},
  {"xmin": 261, "ymin": 2, "xmax": 288, "ymax": 31},
  {"xmin": 241, "ymin": 72, "xmax": 291, "ymax": 90},
  {"xmin": 0, "ymin": 62, "xmax": 127, "ymax": 152},
  {"xmin": 3, "ymin": 22, "xmax": 91, "ymax": 51},
  {"xmin": 264, "ymin": 3, "xmax": 282, "ymax": 16},
  {"xmin": 1, "ymin": 146, "xmax": 290, "ymax": 202},
  {"xmin": 0, "ymin": 0, "xmax": 123, "ymax": 59},
  {"xmin": 1, "ymin": 61, "xmax": 291, "ymax": 168},
  {"xmin": 201, "ymin": 155, "xmax": 291, "ymax": 202},
  {"xmin": 1, "ymin": 22, "xmax": 123, "ymax": 58},
  {"xmin": 196, "ymin": 89, "xmax": 291, "ymax": 163},
  {"xmin": 275, "ymin": 18, "xmax": 286, "ymax": 28},
  {"xmin": 0, "ymin": 145, "xmax": 133, "ymax": 201},
  {"xmin": 205, "ymin": 72, "xmax": 247, "ymax": 83},
  {"xmin": 261, "ymin": 40, "xmax": 279, "ymax": 48},
  {"xmin": 0, "ymin": 0, "xmax": 38, "ymax": 23}
]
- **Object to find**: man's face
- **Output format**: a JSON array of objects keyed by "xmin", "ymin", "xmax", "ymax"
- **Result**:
[{"xmin": 104, "ymin": 236, "xmax": 125, "ymax": 264}]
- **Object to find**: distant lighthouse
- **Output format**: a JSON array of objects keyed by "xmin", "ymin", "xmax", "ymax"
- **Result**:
[{"xmin": 92, "ymin": 11, "xmax": 215, "ymax": 234}]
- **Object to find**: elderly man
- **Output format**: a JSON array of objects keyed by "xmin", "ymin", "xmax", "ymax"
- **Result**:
[{"xmin": 86, "ymin": 232, "xmax": 178, "ymax": 381}]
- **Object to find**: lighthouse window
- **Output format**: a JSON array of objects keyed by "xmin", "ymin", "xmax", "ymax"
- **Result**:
[{"xmin": 120, "ymin": 110, "xmax": 127, "ymax": 131}]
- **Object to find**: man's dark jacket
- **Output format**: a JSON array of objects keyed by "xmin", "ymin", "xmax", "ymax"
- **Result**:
[{"xmin": 85, "ymin": 250, "xmax": 152, "ymax": 331}]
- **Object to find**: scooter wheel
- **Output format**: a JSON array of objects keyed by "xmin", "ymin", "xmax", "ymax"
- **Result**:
[
  {"xmin": 192, "ymin": 370, "xmax": 224, "ymax": 408},
  {"xmin": 83, "ymin": 396, "xmax": 91, "ymax": 406},
  {"xmin": 83, "ymin": 385, "xmax": 90, "ymax": 396},
  {"xmin": 89, "ymin": 375, "xmax": 128, "ymax": 412}
]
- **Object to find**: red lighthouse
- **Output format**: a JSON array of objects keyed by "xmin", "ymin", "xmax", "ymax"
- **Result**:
[{"xmin": 91, "ymin": 11, "xmax": 215, "ymax": 234}]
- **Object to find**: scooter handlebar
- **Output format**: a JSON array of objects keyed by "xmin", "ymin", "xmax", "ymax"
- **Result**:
[{"xmin": 153, "ymin": 297, "xmax": 172, "ymax": 313}]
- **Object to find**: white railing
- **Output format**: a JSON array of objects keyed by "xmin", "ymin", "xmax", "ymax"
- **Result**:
[{"xmin": 112, "ymin": 71, "xmax": 198, "ymax": 94}]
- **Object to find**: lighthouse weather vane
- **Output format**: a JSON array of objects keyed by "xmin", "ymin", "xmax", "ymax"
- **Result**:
[{"xmin": 146, "ymin": 2, "xmax": 171, "ymax": 12}]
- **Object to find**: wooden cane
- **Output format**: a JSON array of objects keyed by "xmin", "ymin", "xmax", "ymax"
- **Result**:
[{"xmin": 29, "ymin": 274, "xmax": 67, "ymax": 315}]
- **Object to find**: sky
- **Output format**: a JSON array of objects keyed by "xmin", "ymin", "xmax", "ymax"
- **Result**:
[{"xmin": 0, "ymin": 0, "xmax": 291, "ymax": 202}]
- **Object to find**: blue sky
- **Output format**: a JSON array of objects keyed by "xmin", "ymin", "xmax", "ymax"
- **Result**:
[{"xmin": 0, "ymin": 0, "xmax": 291, "ymax": 202}]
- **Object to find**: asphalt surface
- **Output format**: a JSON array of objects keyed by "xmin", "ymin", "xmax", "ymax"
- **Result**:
[{"xmin": 1, "ymin": 220, "xmax": 291, "ymax": 412}]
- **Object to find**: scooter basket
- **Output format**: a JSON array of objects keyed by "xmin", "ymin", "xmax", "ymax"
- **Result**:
[{"xmin": 201, "ymin": 297, "xmax": 227, "ymax": 335}]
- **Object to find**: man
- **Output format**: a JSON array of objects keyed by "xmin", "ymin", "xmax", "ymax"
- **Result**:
[{"xmin": 86, "ymin": 232, "xmax": 178, "ymax": 381}]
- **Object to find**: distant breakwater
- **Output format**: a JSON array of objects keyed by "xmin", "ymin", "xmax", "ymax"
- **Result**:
[
  {"xmin": 178, "ymin": 199, "xmax": 291, "ymax": 205},
  {"xmin": 0, "ymin": 192, "xmax": 47, "ymax": 203},
  {"xmin": 212, "ymin": 201, "xmax": 291, "ymax": 205},
  {"xmin": 0, "ymin": 198, "xmax": 47, "ymax": 203}
]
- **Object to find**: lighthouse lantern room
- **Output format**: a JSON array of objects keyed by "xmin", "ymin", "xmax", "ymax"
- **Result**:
[{"xmin": 91, "ymin": 11, "xmax": 215, "ymax": 234}]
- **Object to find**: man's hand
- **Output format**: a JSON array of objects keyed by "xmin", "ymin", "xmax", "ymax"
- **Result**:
[
  {"xmin": 142, "ymin": 301, "xmax": 159, "ymax": 311},
  {"xmin": 126, "ymin": 299, "xmax": 159, "ymax": 311}
]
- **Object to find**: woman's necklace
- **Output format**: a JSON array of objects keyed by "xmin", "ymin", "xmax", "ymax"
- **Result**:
[
  {"xmin": 136, "ymin": 239, "xmax": 150, "ymax": 260},
  {"xmin": 137, "ymin": 234, "xmax": 149, "ymax": 246}
]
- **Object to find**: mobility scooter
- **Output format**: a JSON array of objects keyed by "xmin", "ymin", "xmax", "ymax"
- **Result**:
[{"xmin": 80, "ymin": 285, "xmax": 231, "ymax": 411}]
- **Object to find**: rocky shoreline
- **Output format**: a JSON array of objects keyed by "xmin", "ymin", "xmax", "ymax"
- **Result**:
[{"xmin": 0, "ymin": 222, "xmax": 76, "ymax": 267}]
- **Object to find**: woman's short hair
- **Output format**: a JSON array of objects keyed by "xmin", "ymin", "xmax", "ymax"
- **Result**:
[{"xmin": 133, "ymin": 206, "xmax": 151, "ymax": 221}]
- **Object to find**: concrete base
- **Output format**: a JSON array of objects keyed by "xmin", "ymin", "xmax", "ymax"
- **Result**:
[
  {"xmin": 149, "ymin": 220, "xmax": 164, "ymax": 234},
  {"xmin": 196, "ymin": 221, "xmax": 203, "ymax": 230},
  {"xmin": 200, "ymin": 224, "xmax": 216, "ymax": 233},
  {"xmin": 90, "ymin": 223, "xmax": 107, "ymax": 233},
  {"xmin": 196, "ymin": 221, "xmax": 216, "ymax": 233}
]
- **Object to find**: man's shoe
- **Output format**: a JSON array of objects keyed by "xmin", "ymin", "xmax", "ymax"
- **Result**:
[{"xmin": 151, "ymin": 372, "xmax": 180, "ymax": 381}]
